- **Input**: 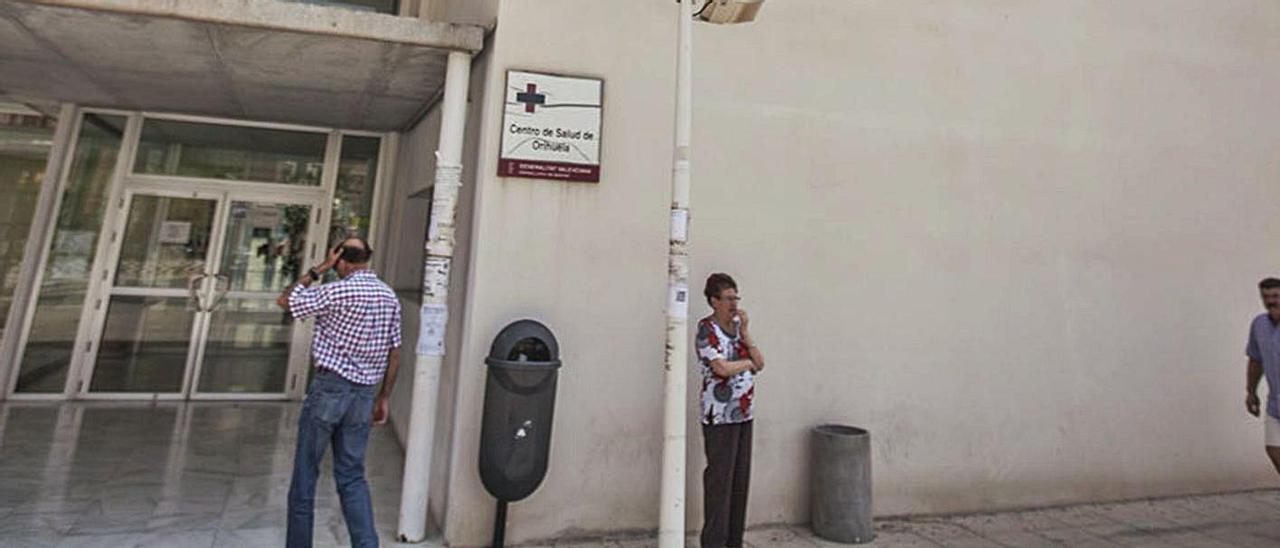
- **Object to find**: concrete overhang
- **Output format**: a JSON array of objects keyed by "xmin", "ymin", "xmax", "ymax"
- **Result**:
[{"xmin": 0, "ymin": 0, "xmax": 485, "ymax": 130}]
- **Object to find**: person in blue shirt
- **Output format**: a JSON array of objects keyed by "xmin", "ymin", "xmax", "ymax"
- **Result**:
[{"xmin": 1245, "ymin": 277, "xmax": 1280, "ymax": 475}]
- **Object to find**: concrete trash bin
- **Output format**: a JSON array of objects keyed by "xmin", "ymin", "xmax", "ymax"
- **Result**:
[{"xmin": 810, "ymin": 424, "xmax": 873, "ymax": 544}]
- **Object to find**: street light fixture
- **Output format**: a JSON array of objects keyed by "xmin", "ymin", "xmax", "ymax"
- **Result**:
[{"xmin": 659, "ymin": 2, "xmax": 763, "ymax": 548}]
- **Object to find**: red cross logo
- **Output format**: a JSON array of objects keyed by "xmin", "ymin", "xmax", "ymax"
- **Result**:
[{"xmin": 516, "ymin": 83, "xmax": 546, "ymax": 113}]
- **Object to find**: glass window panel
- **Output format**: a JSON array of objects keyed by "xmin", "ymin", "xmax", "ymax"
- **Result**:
[
  {"xmin": 17, "ymin": 114, "xmax": 125, "ymax": 393},
  {"xmin": 198, "ymin": 298, "xmax": 292, "ymax": 393},
  {"xmin": 133, "ymin": 120, "xmax": 327, "ymax": 186},
  {"xmin": 114, "ymin": 196, "xmax": 217, "ymax": 289},
  {"xmin": 89, "ymin": 296, "xmax": 192, "ymax": 393},
  {"xmin": 0, "ymin": 110, "xmax": 58, "ymax": 333},
  {"xmin": 218, "ymin": 202, "xmax": 311, "ymax": 293},
  {"xmin": 330, "ymin": 135, "xmax": 381, "ymax": 243}
]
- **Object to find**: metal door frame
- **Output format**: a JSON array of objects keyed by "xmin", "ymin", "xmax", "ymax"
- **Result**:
[
  {"xmin": 3, "ymin": 108, "xmax": 138, "ymax": 401},
  {"xmin": 78, "ymin": 182, "xmax": 325, "ymax": 401},
  {"xmin": 0, "ymin": 103, "xmax": 77, "ymax": 399},
  {"xmin": 78, "ymin": 185, "xmax": 226, "ymax": 400},
  {"xmin": 186, "ymin": 190, "xmax": 324, "ymax": 401}
]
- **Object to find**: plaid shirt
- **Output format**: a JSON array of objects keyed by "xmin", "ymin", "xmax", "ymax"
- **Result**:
[{"xmin": 289, "ymin": 269, "xmax": 402, "ymax": 386}]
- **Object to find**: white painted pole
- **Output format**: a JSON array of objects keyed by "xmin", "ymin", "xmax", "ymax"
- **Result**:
[
  {"xmin": 398, "ymin": 49, "xmax": 472, "ymax": 543},
  {"xmin": 659, "ymin": 1, "xmax": 694, "ymax": 546}
]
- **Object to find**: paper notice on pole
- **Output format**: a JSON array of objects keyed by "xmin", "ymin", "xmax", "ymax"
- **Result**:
[
  {"xmin": 670, "ymin": 210, "xmax": 688, "ymax": 242},
  {"xmin": 422, "ymin": 257, "xmax": 451, "ymax": 300},
  {"xmin": 417, "ymin": 304, "xmax": 448, "ymax": 357},
  {"xmin": 667, "ymin": 282, "xmax": 689, "ymax": 319}
]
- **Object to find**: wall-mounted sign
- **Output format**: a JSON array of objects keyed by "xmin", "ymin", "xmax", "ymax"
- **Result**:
[{"xmin": 499, "ymin": 70, "xmax": 603, "ymax": 183}]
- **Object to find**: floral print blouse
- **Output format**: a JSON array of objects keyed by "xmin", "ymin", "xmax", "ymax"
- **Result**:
[{"xmin": 696, "ymin": 316, "xmax": 754, "ymax": 425}]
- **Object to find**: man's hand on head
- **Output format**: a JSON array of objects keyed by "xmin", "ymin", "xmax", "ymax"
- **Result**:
[{"xmin": 325, "ymin": 246, "xmax": 342, "ymax": 269}]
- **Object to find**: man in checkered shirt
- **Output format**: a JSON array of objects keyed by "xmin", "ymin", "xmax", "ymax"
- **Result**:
[{"xmin": 275, "ymin": 237, "xmax": 402, "ymax": 548}]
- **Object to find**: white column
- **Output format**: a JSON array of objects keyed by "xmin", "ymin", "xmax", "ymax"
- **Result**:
[
  {"xmin": 659, "ymin": 1, "xmax": 695, "ymax": 546},
  {"xmin": 397, "ymin": 49, "xmax": 472, "ymax": 543}
]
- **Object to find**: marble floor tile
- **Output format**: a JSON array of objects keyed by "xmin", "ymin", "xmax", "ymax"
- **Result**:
[
  {"xmin": 143, "ymin": 511, "xmax": 224, "ymax": 534},
  {"xmin": 6, "ymin": 498, "xmax": 96, "ymax": 519},
  {"xmin": 0, "ymin": 536, "xmax": 63, "ymax": 548},
  {"xmin": 0, "ymin": 401, "xmax": 405, "ymax": 546},
  {"xmin": 55, "ymin": 530, "xmax": 218, "ymax": 548},
  {"xmin": 212, "ymin": 527, "xmax": 285, "ymax": 548},
  {"xmin": 52, "ymin": 533, "xmax": 140, "ymax": 548},
  {"xmin": 67, "ymin": 511, "xmax": 158, "ymax": 536},
  {"xmin": 0, "ymin": 511, "xmax": 81, "ymax": 538},
  {"xmin": 218, "ymin": 506, "xmax": 288, "ymax": 531}
]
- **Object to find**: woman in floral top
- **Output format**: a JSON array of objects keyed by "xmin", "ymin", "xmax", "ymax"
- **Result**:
[{"xmin": 696, "ymin": 273, "xmax": 765, "ymax": 548}]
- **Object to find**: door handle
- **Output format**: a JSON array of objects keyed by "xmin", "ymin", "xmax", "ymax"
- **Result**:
[
  {"xmin": 186, "ymin": 272, "xmax": 207, "ymax": 312},
  {"xmin": 207, "ymin": 274, "xmax": 231, "ymax": 313},
  {"xmin": 185, "ymin": 271, "xmax": 229, "ymax": 312}
]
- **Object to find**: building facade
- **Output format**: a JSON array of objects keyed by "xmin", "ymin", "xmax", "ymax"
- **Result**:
[
  {"xmin": 4, "ymin": 1, "xmax": 1280, "ymax": 546},
  {"xmin": 0, "ymin": 0, "xmax": 484, "ymax": 400}
]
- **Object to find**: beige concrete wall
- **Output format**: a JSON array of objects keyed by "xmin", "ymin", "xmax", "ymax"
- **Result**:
[
  {"xmin": 440, "ymin": 1, "xmax": 673, "ymax": 544},
  {"xmin": 440, "ymin": 0, "xmax": 1280, "ymax": 544}
]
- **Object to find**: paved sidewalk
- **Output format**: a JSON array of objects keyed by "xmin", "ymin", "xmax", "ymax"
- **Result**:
[
  {"xmin": 3, "ymin": 402, "xmax": 1277, "ymax": 547},
  {"xmin": 537, "ymin": 490, "xmax": 1280, "ymax": 547}
]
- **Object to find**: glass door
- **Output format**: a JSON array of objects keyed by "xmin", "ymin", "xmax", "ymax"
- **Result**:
[
  {"xmin": 86, "ymin": 190, "xmax": 219, "ymax": 395},
  {"xmin": 82, "ymin": 188, "xmax": 318, "ymax": 399},
  {"xmin": 4, "ymin": 112, "xmax": 389, "ymax": 400},
  {"xmin": 191, "ymin": 198, "xmax": 314, "ymax": 397}
]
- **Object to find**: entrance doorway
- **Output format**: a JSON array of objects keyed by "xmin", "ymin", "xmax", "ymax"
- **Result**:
[
  {"xmin": 85, "ymin": 186, "xmax": 320, "ymax": 398},
  {"xmin": 3, "ymin": 110, "xmax": 390, "ymax": 400}
]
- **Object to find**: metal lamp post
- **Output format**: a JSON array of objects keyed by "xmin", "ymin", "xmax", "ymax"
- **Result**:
[{"xmin": 659, "ymin": 2, "xmax": 763, "ymax": 547}]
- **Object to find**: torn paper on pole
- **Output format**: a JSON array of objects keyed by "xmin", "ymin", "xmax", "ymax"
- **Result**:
[
  {"xmin": 417, "ymin": 303, "xmax": 448, "ymax": 357},
  {"xmin": 422, "ymin": 257, "xmax": 451, "ymax": 301}
]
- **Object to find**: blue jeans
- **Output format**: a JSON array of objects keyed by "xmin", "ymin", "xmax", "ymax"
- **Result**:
[{"xmin": 287, "ymin": 370, "xmax": 379, "ymax": 548}]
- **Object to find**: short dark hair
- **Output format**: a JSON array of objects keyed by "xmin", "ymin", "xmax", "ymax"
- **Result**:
[
  {"xmin": 338, "ymin": 237, "xmax": 373, "ymax": 264},
  {"xmin": 1261, "ymin": 278, "xmax": 1280, "ymax": 291},
  {"xmin": 704, "ymin": 272, "xmax": 738, "ymax": 305}
]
